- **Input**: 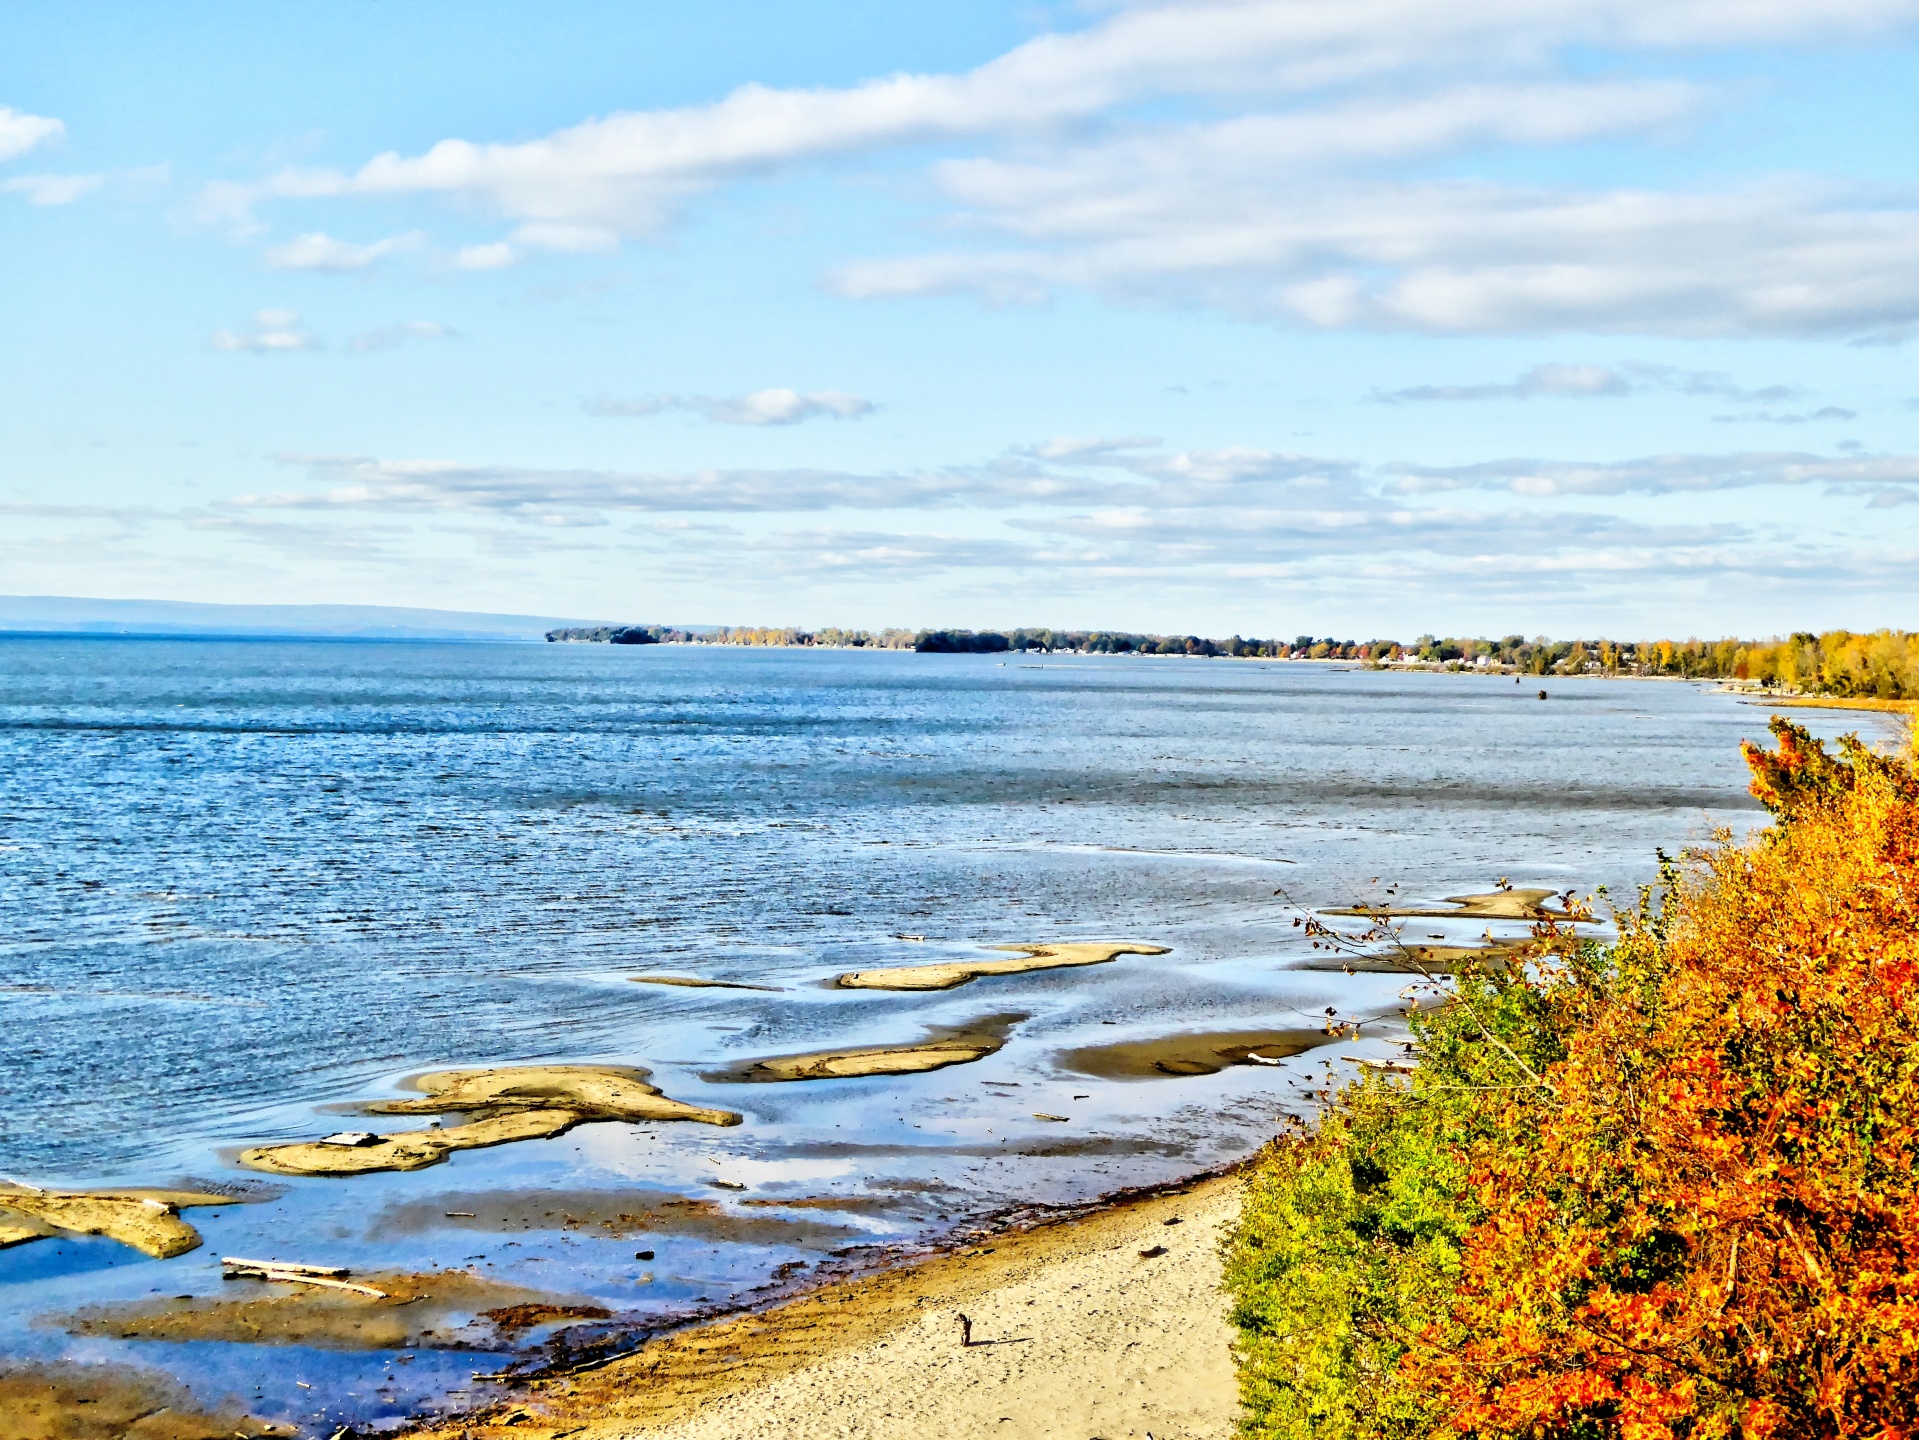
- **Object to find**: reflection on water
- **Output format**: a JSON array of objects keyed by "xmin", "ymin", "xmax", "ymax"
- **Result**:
[{"xmin": 0, "ymin": 637, "xmax": 1840, "ymax": 1432}]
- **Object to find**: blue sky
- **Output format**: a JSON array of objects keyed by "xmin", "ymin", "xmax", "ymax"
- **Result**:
[{"xmin": 3, "ymin": 0, "xmax": 1918, "ymax": 637}]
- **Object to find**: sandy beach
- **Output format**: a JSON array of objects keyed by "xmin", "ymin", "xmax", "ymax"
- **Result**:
[{"xmin": 406, "ymin": 1172, "xmax": 1243, "ymax": 1440}]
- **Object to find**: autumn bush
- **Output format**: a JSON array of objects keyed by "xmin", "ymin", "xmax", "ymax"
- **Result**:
[{"xmin": 1226, "ymin": 718, "xmax": 1919, "ymax": 1439}]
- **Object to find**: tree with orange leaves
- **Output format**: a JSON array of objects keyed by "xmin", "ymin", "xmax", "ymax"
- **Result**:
[{"xmin": 1228, "ymin": 718, "xmax": 1919, "ymax": 1439}]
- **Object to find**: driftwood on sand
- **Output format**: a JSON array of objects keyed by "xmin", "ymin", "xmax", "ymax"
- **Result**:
[
  {"xmin": 836, "ymin": 942, "xmax": 1168, "ymax": 992},
  {"xmin": 221, "ymin": 1257, "xmax": 389, "ymax": 1296}
]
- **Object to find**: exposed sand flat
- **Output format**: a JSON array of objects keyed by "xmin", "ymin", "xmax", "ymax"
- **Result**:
[
  {"xmin": 836, "ymin": 941, "xmax": 1169, "ymax": 992},
  {"xmin": 65, "ymin": 1268, "xmax": 593, "ymax": 1350},
  {"xmin": 0, "ymin": 1216, "xmax": 50, "ymax": 1248},
  {"xmin": 1322, "ymin": 887, "xmax": 1569, "ymax": 921},
  {"xmin": 398, "ymin": 1173, "xmax": 1241, "ymax": 1440},
  {"xmin": 0, "ymin": 1187, "xmax": 240, "ymax": 1259},
  {"xmin": 1750, "ymin": 695, "xmax": 1919, "ymax": 714},
  {"xmin": 239, "ymin": 1109, "xmax": 587, "ymax": 1177},
  {"xmin": 0, "ymin": 1361, "xmax": 289, "ymax": 1440},
  {"xmin": 738, "ymin": 1040, "xmax": 999, "ymax": 1082},
  {"xmin": 713, "ymin": 1018, "xmax": 1019, "ymax": 1083},
  {"xmin": 1292, "ymin": 936, "xmax": 1534, "ymax": 975},
  {"xmin": 240, "ymin": 1066, "xmax": 741, "ymax": 1177},
  {"xmin": 366, "ymin": 1065, "xmax": 743, "ymax": 1126},
  {"xmin": 630, "ymin": 975, "xmax": 786, "ymax": 992},
  {"xmin": 1059, "ymin": 1028, "xmax": 1328, "ymax": 1080}
]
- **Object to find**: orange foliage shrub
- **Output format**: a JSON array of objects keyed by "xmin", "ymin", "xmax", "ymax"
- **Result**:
[{"xmin": 1404, "ymin": 719, "xmax": 1919, "ymax": 1438}]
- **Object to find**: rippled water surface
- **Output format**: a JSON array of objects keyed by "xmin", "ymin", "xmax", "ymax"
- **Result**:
[{"xmin": 0, "ymin": 638, "xmax": 1831, "ymax": 1431}]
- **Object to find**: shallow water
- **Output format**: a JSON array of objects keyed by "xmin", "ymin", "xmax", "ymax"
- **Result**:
[{"xmin": 0, "ymin": 638, "xmax": 1861, "ymax": 1431}]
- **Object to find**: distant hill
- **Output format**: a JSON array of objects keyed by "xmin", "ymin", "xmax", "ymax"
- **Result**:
[{"xmin": 0, "ymin": 595, "xmax": 614, "ymax": 642}]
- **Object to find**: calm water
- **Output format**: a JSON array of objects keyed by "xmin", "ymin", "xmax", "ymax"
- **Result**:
[{"xmin": 0, "ymin": 638, "xmax": 1841, "ymax": 1431}]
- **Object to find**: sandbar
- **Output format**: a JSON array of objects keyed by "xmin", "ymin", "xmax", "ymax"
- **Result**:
[
  {"xmin": 239, "ymin": 1065, "xmax": 741, "ymax": 1178},
  {"xmin": 393, "ymin": 1171, "xmax": 1242, "ymax": 1440},
  {"xmin": 64, "ymin": 1268, "xmax": 599, "ymax": 1351},
  {"xmin": 239, "ymin": 1109, "xmax": 586, "ymax": 1177},
  {"xmin": 711, "ymin": 1018, "xmax": 1019, "ymax": 1083},
  {"xmin": 1292, "ymin": 936, "xmax": 1533, "ymax": 975},
  {"xmin": 631, "ymin": 975, "xmax": 786, "ymax": 992},
  {"xmin": 835, "ymin": 941, "xmax": 1168, "ymax": 992},
  {"xmin": 1322, "ymin": 887, "xmax": 1570, "ymax": 921},
  {"xmin": 0, "ymin": 1361, "xmax": 289, "ymax": 1440},
  {"xmin": 367, "ymin": 1065, "xmax": 742, "ymax": 1126},
  {"xmin": 0, "ymin": 1186, "xmax": 241, "ymax": 1259},
  {"xmin": 1059, "ymin": 1028, "xmax": 1328, "ymax": 1080}
]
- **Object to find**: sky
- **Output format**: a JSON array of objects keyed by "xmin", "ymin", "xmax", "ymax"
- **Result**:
[{"xmin": 3, "ymin": 0, "xmax": 1918, "ymax": 639}]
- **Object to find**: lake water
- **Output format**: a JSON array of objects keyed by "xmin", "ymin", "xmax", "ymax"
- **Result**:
[{"xmin": 0, "ymin": 638, "xmax": 1852, "ymax": 1432}]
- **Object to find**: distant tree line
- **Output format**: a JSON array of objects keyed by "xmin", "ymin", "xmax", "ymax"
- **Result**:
[{"xmin": 545, "ymin": 625, "xmax": 1919, "ymax": 698}]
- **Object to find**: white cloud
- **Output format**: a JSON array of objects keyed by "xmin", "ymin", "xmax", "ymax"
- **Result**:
[
  {"xmin": 211, "ymin": 309, "xmax": 320, "ymax": 354},
  {"xmin": 1711, "ymin": 405, "xmax": 1856, "ymax": 424},
  {"xmin": 451, "ymin": 241, "xmax": 517, "ymax": 270},
  {"xmin": 836, "ymin": 177, "xmax": 1919, "ymax": 338},
  {"xmin": 0, "ymin": 106, "xmax": 62, "ymax": 163},
  {"xmin": 589, "ymin": 388, "xmax": 875, "ymax": 425},
  {"xmin": 235, "ymin": 453, "xmax": 1100, "ymax": 517},
  {"xmin": 2, "ymin": 172, "xmax": 103, "ymax": 206},
  {"xmin": 1387, "ymin": 449, "xmax": 1919, "ymax": 497},
  {"xmin": 223, "ymin": 0, "xmax": 1919, "ymax": 256},
  {"xmin": 230, "ymin": 438, "xmax": 1919, "ymax": 523},
  {"xmin": 928, "ymin": 81, "xmax": 1702, "ymax": 207},
  {"xmin": 1377, "ymin": 360, "xmax": 1808, "ymax": 402},
  {"xmin": 348, "ymin": 320, "xmax": 455, "ymax": 353},
  {"xmin": 263, "ymin": 230, "xmax": 421, "ymax": 271},
  {"xmin": 1381, "ymin": 362, "xmax": 1630, "ymax": 402}
]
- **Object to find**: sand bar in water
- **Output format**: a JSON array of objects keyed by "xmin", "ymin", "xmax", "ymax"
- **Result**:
[
  {"xmin": 239, "ymin": 1065, "xmax": 740, "ymax": 1177},
  {"xmin": 835, "ymin": 942, "xmax": 1168, "ymax": 992},
  {"xmin": 712, "ymin": 1017, "xmax": 1020, "ymax": 1083},
  {"xmin": 1059, "ymin": 1028, "xmax": 1329, "ymax": 1080},
  {"xmin": 1292, "ymin": 936, "xmax": 1535, "ymax": 975},
  {"xmin": 1322, "ymin": 887, "xmax": 1573, "ymax": 921},
  {"xmin": 630, "ymin": 975, "xmax": 786, "ymax": 992},
  {"xmin": 0, "ymin": 1186, "xmax": 241, "ymax": 1259}
]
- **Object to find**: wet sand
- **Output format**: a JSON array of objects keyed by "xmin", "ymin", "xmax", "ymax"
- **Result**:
[
  {"xmin": 835, "ymin": 942, "xmax": 1168, "ymax": 992},
  {"xmin": 395, "ymin": 1171, "xmax": 1242, "ymax": 1440},
  {"xmin": 63, "ymin": 1268, "xmax": 599, "ymax": 1351},
  {"xmin": 1058, "ymin": 1028, "xmax": 1329, "ymax": 1079},
  {"xmin": 630, "ymin": 975, "xmax": 787, "ymax": 992},
  {"xmin": 366, "ymin": 1188, "xmax": 865, "ymax": 1249},
  {"xmin": 0, "ymin": 1362, "xmax": 289, "ymax": 1440}
]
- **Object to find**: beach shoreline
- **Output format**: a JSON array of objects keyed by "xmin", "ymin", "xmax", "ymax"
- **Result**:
[{"xmin": 396, "ymin": 1164, "xmax": 1248, "ymax": 1440}]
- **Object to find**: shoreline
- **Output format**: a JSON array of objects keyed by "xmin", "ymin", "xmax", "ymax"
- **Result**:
[
  {"xmin": 1739, "ymin": 693, "xmax": 1919, "ymax": 714},
  {"xmin": 398, "ymin": 1164, "xmax": 1247, "ymax": 1440}
]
